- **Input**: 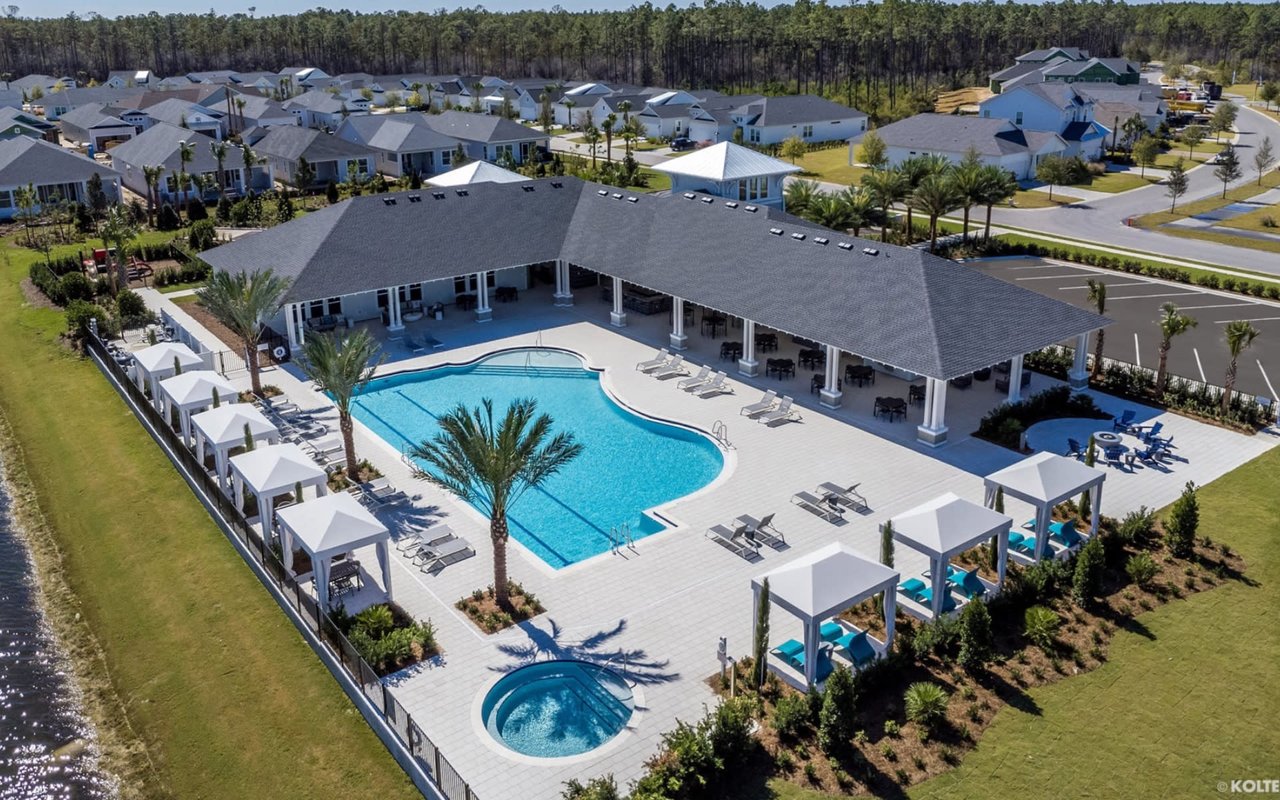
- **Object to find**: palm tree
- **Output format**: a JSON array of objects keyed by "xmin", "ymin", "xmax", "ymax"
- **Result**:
[
  {"xmin": 14, "ymin": 182, "xmax": 37, "ymax": 246},
  {"xmin": 783, "ymin": 178, "xmax": 820, "ymax": 217},
  {"xmin": 602, "ymin": 112, "xmax": 616, "ymax": 162},
  {"xmin": 409, "ymin": 398, "xmax": 582, "ymax": 609},
  {"xmin": 974, "ymin": 165, "xmax": 1017, "ymax": 241},
  {"xmin": 583, "ymin": 125, "xmax": 601, "ymax": 169},
  {"xmin": 841, "ymin": 187, "xmax": 875, "ymax": 237},
  {"xmin": 950, "ymin": 161, "xmax": 984, "ymax": 243},
  {"xmin": 178, "ymin": 139, "xmax": 195, "ymax": 216},
  {"xmin": 241, "ymin": 143, "xmax": 260, "ymax": 194},
  {"xmin": 100, "ymin": 204, "xmax": 138, "ymax": 293},
  {"xmin": 809, "ymin": 192, "xmax": 850, "ymax": 230},
  {"xmin": 210, "ymin": 140, "xmax": 229, "ymax": 197},
  {"xmin": 563, "ymin": 98, "xmax": 577, "ymax": 129},
  {"xmin": 894, "ymin": 157, "xmax": 932, "ymax": 237},
  {"xmin": 910, "ymin": 173, "xmax": 961, "ymax": 252},
  {"xmin": 196, "ymin": 269, "xmax": 291, "ymax": 396},
  {"xmin": 1222, "ymin": 320, "xmax": 1260, "ymax": 414},
  {"xmin": 297, "ymin": 330, "xmax": 384, "ymax": 478},
  {"xmin": 234, "ymin": 97, "xmax": 247, "ymax": 133},
  {"xmin": 1155, "ymin": 303, "xmax": 1197, "ymax": 396},
  {"xmin": 142, "ymin": 165, "xmax": 165, "ymax": 227},
  {"xmin": 861, "ymin": 169, "xmax": 907, "ymax": 243},
  {"xmin": 1086, "ymin": 279, "xmax": 1107, "ymax": 379}
]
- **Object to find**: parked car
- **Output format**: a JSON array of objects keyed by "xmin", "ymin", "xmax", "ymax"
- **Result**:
[{"xmin": 670, "ymin": 137, "xmax": 695, "ymax": 151}]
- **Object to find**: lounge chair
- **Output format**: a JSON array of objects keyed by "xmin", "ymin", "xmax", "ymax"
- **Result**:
[
  {"xmin": 1050, "ymin": 518, "xmax": 1081, "ymax": 548},
  {"xmin": 791, "ymin": 490, "xmax": 843, "ymax": 522},
  {"xmin": 740, "ymin": 389, "xmax": 777, "ymax": 417},
  {"xmin": 677, "ymin": 365, "xmax": 712, "ymax": 390},
  {"xmin": 1007, "ymin": 531, "xmax": 1026, "ymax": 551},
  {"xmin": 947, "ymin": 567, "xmax": 987, "ymax": 599},
  {"xmin": 817, "ymin": 482, "xmax": 867, "ymax": 512},
  {"xmin": 1112, "ymin": 409, "xmax": 1136, "ymax": 432},
  {"xmin": 1065, "ymin": 438, "xmax": 1084, "ymax": 458},
  {"xmin": 758, "ymin": 395, "xmax": 800, "ymax": 426},
  {"xmin": 695, "ymin": 371, "xmax": 732, "ymax": 397},
  {"xmin": 917, "ymin": 586, "xmax": 958, "ymax": 614},
  {"xmin": 790, "ymin": 645, "xmax": 835, "ymax": 681},
  {"xmin": 1134, "ymin": 444, "xmax": 1164, "ymax": 464},
  {"xmin": 636, "ymin": 348, "xmax": 670, "ymax": 372},
  {"xmin": 650, "ymin": 354, "xmax": 687, "ymax": 379},
  {"xmin": 1103, "ymin": 444, "xmax": 1126, "ymax": 467},
  {"xmin": 835, "ymin": 630, "xmax": 877, "ymax": 667},
  {"xmin": 413, "ymin": 536, "xmax": 475, "ymax": 571},
  {"xmin": 705, "ymin": 523, "xmax": 758, "ymax": 559},
  {"xmin": 772, "ymin": 639, "xmax": 804, "ymax": 661},
  {"xmin": 820, "ymin": 621, "xmax": 846, "ymax": 642},
  {"xmin": 735, "ymin": 512, "xmax": 784, "ymax": 547},
  {"xmin": 404, "ymin": 335, "xmax": 426, "ymax": 354},
  {"xmin": 898, "ymin": 577, "xmax": 927, "ymax": 601}
]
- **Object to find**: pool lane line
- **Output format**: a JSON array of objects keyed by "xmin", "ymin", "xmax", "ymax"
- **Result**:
[{"xmin": 1193, "ymin": 348, "xmax": 1208, "ymax": 383}]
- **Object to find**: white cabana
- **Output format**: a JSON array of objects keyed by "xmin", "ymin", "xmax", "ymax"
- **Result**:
[
  {"xmin": 984, "ymin": 452, "xmax": 1105, "ymax": 562},
  {"xmin": 276, "ymin": 492, "xmax": 392, "ymax": 612},
  {"xmin": 133, "ymin": 342, "xmax": 203, "ymax": 409},
  {"xmin": 890, "ymin": 492, "xmax": 1013, "ymax": 620},
  {"xmin": 191, "ymin": 404, "xmax": 280, "ymax": 491},
  {"xmin": 159, "ymin": 370, "xmax": 240, "ymax": 446},
  {"xmin": 228, "ymin": 443, "xmax": 328, "ymax": 541},
  {"xmin": 426, "ymin": 160, "xmax": 526, "ymax": 187},
  {"xmin": 752, "ymin": 543, "xmax": 899, "ymax": 688}
]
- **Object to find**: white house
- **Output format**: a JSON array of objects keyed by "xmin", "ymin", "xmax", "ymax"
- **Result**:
[
  {"xmin": 554, "ymin": 83, "xmax": 615, "ymax": 127},
  {"xmin": 421, "ymin": 111, "xmax": 548, "ymax": 165},
  {"xmin": 0, "ymin": 137, "xmax": 121, "ymax": 220},
  {"xmin": 979, "ymin": 83, "xmax": 1108, "ymax": 160},
  {"xmin": 335, "ymin": 113, "xmax": 463, "ymax": 177},
  {"xmin": 105, "ymin": 70, "xmax": 154, "ymax": 89},
  {"xmin": 734, "ymin": 95, "xmax": 868, "ymax": 147},
  {"xmin": 855, "ymin": 115, "xmax": 1067, "ymax": 181},
  {"xmin": 634, "ymin": 90, "xmax": 704, "ymax": 139},
  {"xmin": 58, "ymin": 103, "xmax": 138, "ymax": 152},
  {"xmin": 283, "ymin": 90, "xmax": 368, "ymax": 130},
  {"xmin": 650, "ymin": 141, "xmax": 800, "ymax": 208},
  {"xmin": 687, "ymin": 94, "xmax": 764, "ymax": 144}
]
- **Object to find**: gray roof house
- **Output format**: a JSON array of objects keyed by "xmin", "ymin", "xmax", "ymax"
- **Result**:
[
  {"xmin": 0, "ymin": 137, "xmax": 121, "ymax": 219},
  {"xmin": 44, "ymin": 86, "xmax": 146, "ymax": 120},
  {"xmin": 58, "ymin": 103, "xmax": 138, "ymax": 151},
  {"xmin": 0, "ymin": 107, "xmax": 58, "ymax": 142},
  {"xmin": 422, "ymin": 110, "xmax": 548, "ymax": 165},
  {"xmin": 732, "ymin": 95, "xmax": 868, "ymax": 146},
  {"xmin": 855, "ymin": 114, "xmax": 1066, "ymax": 180},
  {"xmin": 138, "ymin": 97, "xmax": 226, "ymax": 138},
  {"xmin": 199, "ymin": 176, "xmax": 1107, "ymax": 444},
  {"xmin": 109, "ymin": 122, "xmax": 259, "ymax": 204},
  {"xmin": 283, "ymin": 89, "xmax": 369, "ymax": 130},
  {"xmin": 250, "ymin": 125, "xmax": 375, "ymax": 187},
  {"xmin": 335, "ymin": 113, "xmax": 463, "ymax": 177}
]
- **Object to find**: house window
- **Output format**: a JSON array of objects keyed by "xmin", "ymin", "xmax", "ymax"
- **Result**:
[
  {"xmin": 1015, "ymin": 111, "xmax": 1024, "ymax": 125},
  {"xmin": 737, "ymin": 176, "xmax": 768, "ymax": 201},
  {"xmin": 748, "ymin": 128, "xmax": 760, "ymax": 143},
  {"xmin": 495, "ymin": 143, "xmax": 514, "ymax": 161},
  {"xmin": 441, "ymin": 149, "xmax": 452, "ymax": 166},
  {"xmin": 345, "ymin": 159, "xmax": 366, "ymax": 178},
  {"xmin": 982, "ymin": 110, "xmax": 990, "ymax": 118},
  {"xmin": 802, "ymin": 124, "xmax": 814, "ymax": 138},
  {"xmin": 0, "ymin": 190, "xmax": 12, "ymax": 208}
]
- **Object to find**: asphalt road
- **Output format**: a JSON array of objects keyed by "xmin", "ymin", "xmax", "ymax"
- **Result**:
[{"xmin": 968, "ymin": 257, "xmax": 1280, "ymax": 401}]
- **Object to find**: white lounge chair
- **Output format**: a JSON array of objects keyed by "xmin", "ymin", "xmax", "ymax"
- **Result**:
[
  {"xmin": 818, "ymin": 482, "xmax": 867, "ymax": 512},
  {"xmin": 696, "ymin": 371, "xmax": 732, "ymax": 397},
  {"xmin": 740, "ymin": 390, "xmax": 777, "ymax": 417},
  {"xmin": 650, "ymin": 354, "xmax": 686, "ymax": 379},
  {"xmin": 792, "ymin": 490, "xmax": 844, "ymax": 522},
  {"xmin": 636, "ymin": 348, "xmax": 670, "ymax": 372},
  {"xmin": 705, "ymin": 523, "xmax": 758, "ymax": 559},
  {"xmin": 678, "ymin": 365, "xmax": 712, "ymax": 390},
  {"xmin": 758, "ymin": 396, "xmax": 800, "ymax": 425}
]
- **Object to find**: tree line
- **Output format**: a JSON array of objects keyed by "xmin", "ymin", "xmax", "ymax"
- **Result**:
[{"xmin": 2, "ymin": 1, "xmax": 1279, "ymax": 118}]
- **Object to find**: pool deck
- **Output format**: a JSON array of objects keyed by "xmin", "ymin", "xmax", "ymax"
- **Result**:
[{"xmin": 143, "ymin": 284, "xmax": 1279, "ymax": 799}]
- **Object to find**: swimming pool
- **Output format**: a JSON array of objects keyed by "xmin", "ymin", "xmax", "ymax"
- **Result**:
[
  {"xmin": 481, "ymin": 660, "xmax": 634, "ymax": 758},
  {"xmin": 351, "ymin": 349, "xmax": 724, "ymax": 568}
]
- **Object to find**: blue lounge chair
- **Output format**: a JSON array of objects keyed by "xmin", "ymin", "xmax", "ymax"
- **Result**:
[
  {"xmin": 1065, "ymin": 438, "xmax": 1084, "ymax": 458},
  {"xmin": 1103, "ymin": 444, "xmax": 1125, "ymax": 466},
  {"xmin": 948, "ymin": 567, "xmax": 987, "ymax": 599},
  {"xmin": 791, "ymin": 647, "xmax": 834, "ymax": 681},
  {"xmin": 820, "ymin": 621, "xmax": 845, "ymax": 643},
  {"xmin": 898, "ymin": 578, "xmax": 927, "ymax": 601},
  {"xmin": 917, "ymin": 586, "xmax": 958, "ymax": 613},
  {"xmin": 1008, "ymin": 531, "xmax": 1027, "ymax": 549},
  {"xmin": 1134, "ymin": 444, "xmax": 1163, "ymax": 464},
  {"xmin": 1112, "ymin": 409, "xmax": 1136, "ymax": 432},
  {"xmin": 836, "ymin": 630, "xmax": 877, "ymax": 667},
  {"xmin": 1138, "ymin": 421, "xmax": 1164, "ymax": 443},
  {"xmin": 772, "ymin": 639, "xmax": 804, "ymax": 660},
  {"xmin": 1050, "ymin": 518, "xmax": 1081, "ymax": 548}
]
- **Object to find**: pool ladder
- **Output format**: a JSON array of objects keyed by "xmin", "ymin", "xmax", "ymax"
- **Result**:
[
  {"xmin": 712, "ymin": 419, "xmax": 732, "ymax": 449},
  {"xmin": 608, "ymin": 522, "xmax": 636, "ymax": 555}
]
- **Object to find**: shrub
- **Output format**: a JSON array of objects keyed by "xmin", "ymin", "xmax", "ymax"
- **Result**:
[
  {"xmin": 708, "ymin": 696, "xmax": 756, "ymax": 768},
  {"xmin": 1115, "ymin": 506, "xmax": 1156, "ymax": 546},
  {"xmin": 562, "ymin": 775, "xmax": 621, "ymax": 800},
  {"xmin": 354, "ymin": 604, "xmax": 395, "ymax": 638},
  {"xmin": 65, "ymin": 299, "xmax": 105, "ymax": 338},
  {"xmin": 903, "ymin": 682, "xmax": 949, "ymax": 730},
  {"xmin": 957, "ymin": 598, "xmax": 993, "ymax": 669},
  {"xmin": 157, "ymin": 203, "xmax": 181, "ymax": 230},
  {"xmin": 115, "ymin": 289, "xmax": 149, "ymax": 323},
  {"xmin": 1126, "ymin": 552, "xmax": 1159, "ymax": 587},
  {"xmin": 1165, "ymin": 482, "xmax": 1199, "ymax": 558},
  {"xmin": 325, "ymin": 179, "xmax": 340, "ymax": 204},
  {"xmin": 1072, "ymin": 536, "xmax": 1105, "ymax": 606},
  {"xmin": 883, "ymin": 719, "xmax": 901, "ymax": 737},
  {"xmin": 188, "ymin": 219, "xmax": 217, "ymax": 251},
  {"xmin": 772, "ymin": 692, "xmax": 810, "ymax": 742},
  {"xmin": 1024, "ymin": 605, "xmax": 1060, "ymax": 649},
  {"xmin": 976, "ymin": 386, "xmax": 1105, "ymax": 448},
  {"xmin": 817, "ymin": 665, "xmax": 856, "ymax": 754},
  {"xmin": 910, "ymin": 614, "xmax": 962, "ymax": 661},
  {"xmin": 187, "ymin": 198, "xmax": 208, "ymax": 221}
]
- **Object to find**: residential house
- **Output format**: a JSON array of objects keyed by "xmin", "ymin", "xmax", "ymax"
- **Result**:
[
  {"xmin": 58, "ymin": 103, "xmax": 138, "ymax": 152},
  {"xmin": 43, "ymin": 86, "xmax": 146, "ymax": 120},
  {"xmin": 154, "ymin": 75, "xmax": 195, "ymax": 90},
  {"xmin": 106, "ymin": 70, "xmax": 154, "ymax": 89},
  {"xmin": 231, "ymin": 93, "xmax": 297, "ymax": 130},
  {"xmin": 979, "ymin": 83, "xmax": 1107, "ymax": 160},
  {"xmin": 0, "ymin": 88, "xmax": 22, "ymax": 111},
  {"xmin": 249, "ymin": 125, "xmax": 375, "ymax": 187},
  {"xmin": 109, "ymin": 122, "xmax": 259, "ymax": 205},
  {"xmin": 276, "ymin": 67, "xmax": 332, "ymax": 95},
  {"xmin": 853, "ymin": 115, "xmax": 1067, "ymax": 180},
  {"xmin": 688, "ymin": 94, "xmax": 764, "ymax": 143},
  {"xmin": 733, "ymin": 95, "xmax": 868, "ymax": 146},
  {"xmin": 650, "ymin": 141, "xmax": 800, "ymax": 208},
  {"xmin": 421, "ymin": 110, "xmax": 548, "ymax": 165},
  {"xmin": 187, "ymin": 70, "xmax": 241, "ymax": 85},
  {"xmin": 508, "ymin": 79, "xmax": 573, "ymax": 122},
  {"xmin": 335, "ymin": 113, "xmax": 462, "ymax": 177},
  {"xmin": 283, "ymin": 90, "xmax": 368, "ymax": 130},
  {"xmin": 990, "ymin": 47, "xmax": 1139, "ymax": 94},
  {"xmin": 11, "ymin": 74, "xmax": 76, "ymax": 100},
  {"xmin": 136, "ymin": 97, "xmax": 226, "ymax": 139},
  {"xmin": 1077, "ymin": 82, "xmax": 1168, "ymax": 135},
  {"xmin": 554, "ymin": 82, "xmax": 615, "ymax": 127},
  {"xmin": 634, "ymin": 90, "xmax": 707, "ymax": 140},
  {"xmin": 0, "ymin": 107, "xmax": 59, "ymax": 142},
  {"xmin": 0, "ymin": 137, "xmax": 121, "ymax": 220}
]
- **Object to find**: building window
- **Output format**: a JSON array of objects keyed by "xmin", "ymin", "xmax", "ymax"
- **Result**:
[
  {"xmin": 802, "ymin": 124, "xmax": 813, "ymax": 138},
  {"xmin": 495, "ymin": 143, "xmax": 514, "ymax": 161},
  {"xmin": 345, "ymin": 159, "xmax": 366, "ymax": 178},
  {"xmin": 748, "ymin": 128, "xmax": 760, "ymax": 143},
  {"xmin": 441, "ymin": 149, "xmax": 452, "ymax": 166},
  {"xmin": 1015, "ymin": 111, "xmax": 1024, "ymax": 125},
  {"xmin": 737, "ymin": 176, "xmax": 768, "ymax": 201},
  {"xmin": 0, "ymin": 190, "xmax": 12, "ymax": 208}
]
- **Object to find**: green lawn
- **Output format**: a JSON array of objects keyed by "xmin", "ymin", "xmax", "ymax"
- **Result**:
[
  {"xmin": 792, "ymin": 147, "xmax": 868, "ymax": 186},
  {"xmin": 0, "ymin": 237, "xmax": 420, "ymax": 796},
  {"xmin": 1070, "ymin": 171, "xmax": 1158, "ymax": 193},
  {"xmin": 1134, "ymin": 170, "xmax": 1280, "ymax": 229},
  {"xmin": 1009, "ymin": 190, "xmax": 1083, "ymax": 208},
  {"xmin": 1219, "ymin": 202, "xmax": 1280, "ymax": 233},
  {"xmin": 769, "ymin": 446, "xmax": 1280, "ymax": 799}
]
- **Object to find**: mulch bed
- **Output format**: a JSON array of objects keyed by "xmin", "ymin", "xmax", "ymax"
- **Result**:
[{"xmin": 456, "ymin": 582, "xmax": 545, "ymax": 634}]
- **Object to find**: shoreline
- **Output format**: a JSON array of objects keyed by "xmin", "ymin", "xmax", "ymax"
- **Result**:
[{"xmin": 0, "ymin": 403, "xmax": 155, "ymax": 800}]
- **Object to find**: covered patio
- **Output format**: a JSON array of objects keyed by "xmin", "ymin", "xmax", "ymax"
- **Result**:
[
  {"xmin": 158, "ymin": 370, "xmax": 240, "ymax": 446},
  {"xmin": 132, "ymin": 341, "xmax": 203, "ymax": 409},
  {"xmin": 276, "ymin": 491, "xmax": 393, "ymax": 613},
  {"xmin": 984, "ymin": 452, "xmax": 1106, "ymax": 563},
  {"xmin": 190, "ymin": 404, "xmax": 280, "ymax": 492},
  {"xmin": 228, "ymin": 443, "xmax": 328, "ymax": 541},
  {"xmin": 753, "ymin": 542, "xmax": 898, "ymax": 690},
  {"xmin": 890, "ymin": 492, "xmax": 1013, "ymax": 620}
]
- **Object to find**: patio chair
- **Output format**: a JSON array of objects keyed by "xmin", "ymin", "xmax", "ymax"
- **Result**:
[
  {"xmin": 705, "ymin": 523, "xmax": 758, "ymax": 559},
  {"xmin": 917, "ymin": 586, "xmax": 958, "ymax": 614},
  {"xmin": 677, "ymin": 365, "xmax": 712, "ymax": 390},
  {"xmin": 791, "ymin": 490, "xmax": 843, "ymax": 522},
  {"xmin": 636, "ymin": 348, "xmax": 671, "ymax": 372},
  {"xmin": 695, "ymin": 372, "xmax": 732, "ymax": 397},
  {"xmin": 1050, "ymin": 519, "xmax": 1082, "ymax": 548},
  {"xmin": 740, "ymin": 390, "xmax": 778, "ymax": 417},
  {"xmin": 650, "ymin": 354, "xmax": 687, "ymax": 379},
  {"xmin": 758, "ymin": 396, "xmax": 800, "ymax": 426},
  {"xmin": 835, "ymin": 630, "xmax": 877, "ymax": 667},
  {"xmin": 897, "ymin": 578, "xmax": 927, "ymax": 601},
  {"xmin": 817, "ymin": 482, "xmax": 867, "ymax": 512},
  {"xmin": 947, "ymin": 568, "xmax": 986, "ymax": 599},
  {"xmin": 772, "ymin": 639, "xmax": 804, "ymax": 662},
  {"xmin": 1103, "ymin": 444, "xmax": 1126, "ymax": 467},
  {"xmin": 1134, "ymin": 444, "xmax": 1165, "ymax": 464},
  {"xmin": 1007, "ymin": 531, "xmax": 1026, "ymax": 550},
  {"xmin": 1112, "ymin": 409, "xmax": 1136, "ymax": 432},
  {"xmin": 790, "ymin": 644, "xmax": 835, "ymax": 681},
  {"xmin": 735, "ymin": 512, "xmax": 784, "ymax": 547},
  {"xmin": 820, "ymin": 621, "xmax": 846, "ymax": 643},
  {"xmin": 1065, "ymin": 438, "xmax": 1084, "ymax": 458},
  {"xmin": 414, "ymin": 536, "xmax": 475, "ymax": 571},
  {"xmin": 1136, "ymin": 421, "xmax": 1164, "ymax": 443}
]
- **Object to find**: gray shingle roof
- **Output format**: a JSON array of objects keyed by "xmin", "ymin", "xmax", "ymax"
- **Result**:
[
  {"xmin": 742, "ymin": 95, "xmax": 866, "ymax": 126},
  {"xmin": 107, "ymin": 122, "xmax": 224, "ymax": 173},
  {"xmin": 1016, "ymin": 47, "xmax": 1088, "ymax": 63},
  {"xmin": 0, "ymin": 136, "xmax": 121, "ymax": 186},
  {"xmin": 201, "ymin": 177, "xmax": 1106, "ymax": 379},
  {"xmin": 421, "ymin": 110, "xmax": 546, "ymax": 144},
  {"xmin": 868, "ymin": 115, "xmax": 1034, "ymax": 157},
  {"xmin": 336, "ymin": 113, "xmax": 459, "ymax": 152},
  {"xmin": 253, "ymin": 125, "xmax": 375, "ymax": 163},
  {"xmin": 58, "ymin": 102, "xmax": 131, "ymax": 130}
]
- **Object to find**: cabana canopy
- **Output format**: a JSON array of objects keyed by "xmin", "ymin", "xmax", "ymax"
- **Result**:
[
  {"xmin": 752, "ymin": 543, "xmax": 899, "ymax": 686},
  {"xmin": 190, "ymin": 404, "xmax": 279, "ymax": 490},
  {"xmin": 891, "ymin": 492, "xmax": 1013, "ymax": 618},
  {"xmin": 276, "ymin": 492, "xmax": 393, "ymax": 612},
  {"xmin": 133, "ymin": 341, "xmax": 203, "ymax": 408},
  {"xmin": 159, "ymin": 370, "xmax": 240, "ymax": 445},
  {"xmin": 228, "ymin": 443, "xmax": 328, "ymax": 540},
  {"xmin": 983, "ymin": 452, "xmax": 1105, "ymax": 561}
]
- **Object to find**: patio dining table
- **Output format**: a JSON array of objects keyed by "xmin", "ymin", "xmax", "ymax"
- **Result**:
[
  {"xmin": 846, "ymin": 365, "xmax": 875, "ymax": 386},
  {"xmin": 702, "ymin": 314, "xmax": 727, "ymax": 339},
  {"xmin": 766, "ymin": 358, "xmax": 795, "ymax": 379},
  {"xmin": 720, "ymin": 341, "xmax": 743, "ymax": 361},
  {"xmin": 874, "ymin": 396, "xmax": 907, "ymax": 422},
  {"xmin": 756, "ymin": 333, "xmax": 778, "ymax": 352}
]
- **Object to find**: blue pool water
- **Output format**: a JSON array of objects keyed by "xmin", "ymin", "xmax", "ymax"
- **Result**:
[
  {"xmin": 482, "ymin": 660, "xmax": 634, "ymax": 758},
  {"xmin": 351, "ymin": 349, "xmax": 724, "ymax": 568}
]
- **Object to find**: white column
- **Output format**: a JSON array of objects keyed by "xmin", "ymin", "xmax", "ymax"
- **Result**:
[
  {"xmin": 475, "ymin": 273, "xmax": 492, "ymax": 322},
  {"xmin": 803, "ymin": 618, "xmax": 820, "ymax": 687},
  {"xmin": 216, "ymin": 449, "xmax": 229, "ymax": 493},
  {"xmin": 1069, "ymin": 333, "xmax": 1090, "ymax": 389},
  {"xmin": 738, "ymin": 320, "xmax": 758, "ymax": 376},
  {"xmin": 1034, "ymin": 503, "xmax": 1053, "ymax": 561},
  {"xmin": 670, "ymin": 297, "xmax": 688, "ymax": 350},
  {"xmin": 294, "ymin": 304, "xmax": 306, "ymax": 347},
  {"xmin": 1008, "ymin": 354, "xmax": 1025, "ymax": 404},
  {"xmin": 917, "ymin": 377, "xmax": 949, "ymax": 446},
  {"xmin": 387, "ymin": 286, "xmax": 404, "ymax": 331},
  {"xmin": 179, "ymin": 408, "xmax": 192, "ymax": 446},
  {"xmin": 377, "ymin": 540, "xmax": 394, "ymax": 602},
  {"xmin": 261, "ymin": 493, "xmax": 274, "ymax": 541},
  {"xmin": 285, "ymin": 303, "xmax": 300, "ymax": 349},
  {"xmin": 820, "ymin": 345, "xmax": 842, "ymax": 408},
  {"xmin": 553, "ymin": 260, "xmax": 573, "ymax": 306},
  {"xmin": 883, "ymin": 588, "xmax": 896, "ymax": 653},
  {"xmin": 316, "ymin": 558, "xmax": 330, "ymax": 612},
  {"xmin": 233, "ymin": 473, "xmax": 244, "ymax": 511},
  {"xmin": 609, "ymin": 276, "xmax": 627, "ymax": 327}
]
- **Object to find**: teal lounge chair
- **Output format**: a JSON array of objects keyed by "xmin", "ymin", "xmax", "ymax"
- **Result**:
[
  {"xmin": 949, "ymin": 568, "xmax": 987, "ymax": 599},
  {"xmin": 836, "ymin": 630, "xmax": 877, "ymax": 667},
  {"xmin": 1050, "ymin": 518, "xmax": 1081, "ymax": 548},
  {"xmin": 820, "ymin": 621, "xmax": 845, "ymax": 642},
  {"xmin": 918, "ymin": 586, "xmax": 958, "ymax": 613},
  {"xmin": 772, "ymin": 639, "xmax": 804, "ymax": 661},
  {"xmin": 898, "ymin": 578, "xmax": 927, "ymax": 601},
  {"xmin": 1008, "ymin": 531, "xmax": 1026, "ymax": 549},
  {"xmin": 792, "ymin": 648, "xmax": 834, "ymax": 681}
]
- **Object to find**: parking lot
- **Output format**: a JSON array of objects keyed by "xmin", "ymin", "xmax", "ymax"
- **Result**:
[{"xmin": 967, "ymin": 257, "xmax": 1280, "ymax": 400}]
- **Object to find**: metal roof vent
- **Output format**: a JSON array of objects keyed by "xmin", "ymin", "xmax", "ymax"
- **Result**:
[
  {"xmin": 768, "ymin": 227, "xmax": 783, "ymax": 236},
  {"xmin": 837, "ymin": 242, "xmax": 854, "ymax": 250},
  {"xmin": 814, "ymin": 237, "xmax": 829, "ymax": 245},
  {"xmin": 791, "ymin": 232, "xmax": 805, "ymax": 241},
  {"xmin": 700, "ymin": 196, "xmax": 713, "ymax": 204},
  {"xmin": 862, "ymin": 247, "xmax": 879, "ymax": 256},
  {"xmin": 626, "ymin": 196, "xmax": 639, "ymax": 203},
  {"xmin": 725, "ymin": 201, "xmax": 738, "ymax": 208},
  {"xmin": 521, "ymin": 185, "xmax": 535, "ymax": 192},
  {"xmin": 597, "ymin": 189, "xmax": 609, "ymax": 196},
  {"xmin": 550, "ymin": 181, "xmax": 563, "ymax": 188},
  {"xmin": 455, "ymin": 189, "xmax": 469, "ymax": 197},
  {"xmin": 683, "ymin": 192, "xmax": 697, "ymax": 200},
  {"xmin": 612, "ymin": 192, "xmax": 623, "ymax": 199},
  {"xmin": 407, "ymin": 194, "xmax": 422, "ymax": 203},
  {"xmin": 431, "ymin": 191, "xmax": 445, "ymax": 199},
  {"xmin": 382, "ymin": 197, "xmax": 397, "ymax": 206},
  {"xmin": 744, "ymin": 205, "xmax": 758, "ymax": 212}
]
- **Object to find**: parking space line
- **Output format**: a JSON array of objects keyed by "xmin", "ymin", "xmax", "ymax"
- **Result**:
[
  {"xmin": 1259, "ymin": 360, "xmax": 1277, "ymax": 401},
  {"xmin": 1211, "ymin": 316, "xmax": 1280, "ymax": 324},
  {"xmin": 1193, "ymin": 348, "xmax": 1207, "ymax": 383},
  {"xmin": 1134, "ymin": 333, "xmax": 1141, "ymax": 368},
  {"xmin": 1109, "ymin": 291, "xmax": 1201, "ymax": 301},
  {"xmin": 1057, "ymin": 282, "xmax": 1151, "ymax": 290},
  {"xmin": 1176, "ymin": 303, "xmax": 1257, "ymax": 311},
  {"xmin": 1016, "ymin": 274, "xmax": 1100, "ymax": 281}
]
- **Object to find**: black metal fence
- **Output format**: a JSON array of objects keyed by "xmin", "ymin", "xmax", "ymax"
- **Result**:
[{"xmin": 85, "ymin": 330, "xmax": 478, "ymax": 800}]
